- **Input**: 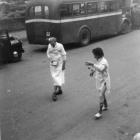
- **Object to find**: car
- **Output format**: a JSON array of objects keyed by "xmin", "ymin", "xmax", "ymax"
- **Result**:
[{"xmin": 0, "ymin": 29, "xmax": 24, "ymax": 64}]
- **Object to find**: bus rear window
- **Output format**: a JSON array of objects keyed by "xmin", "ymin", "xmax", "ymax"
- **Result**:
[
  {"xmin": 35, "ymin": 6, "xmax": 42, "ymax": 17},
  {"xmin": 28, "ymin": 5, "xmax": 49, "ymax": 19},
  {"xmin": 44, "ymin": 6, "xmax": 49, "ymax": 18}
]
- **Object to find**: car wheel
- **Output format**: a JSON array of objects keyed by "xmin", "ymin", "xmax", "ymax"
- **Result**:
[
  {"xmin": 79, "ymin": 28, "xmax": 91, "ymax": 46},
  {"xmin": 17, "ymin": 52, "xmax": 22, "ymax": 61}
]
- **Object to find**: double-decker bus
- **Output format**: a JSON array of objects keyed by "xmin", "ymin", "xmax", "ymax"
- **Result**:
[{"xmin": 25, "ymin": 0, "xmax": 131, "ymax": 45}]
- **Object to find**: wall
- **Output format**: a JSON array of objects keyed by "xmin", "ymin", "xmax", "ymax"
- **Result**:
[{"xmin": 0, "ymin": 18, "xmax": 25, "ymax": 31}]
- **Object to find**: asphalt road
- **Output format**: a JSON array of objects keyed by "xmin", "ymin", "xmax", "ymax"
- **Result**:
[{"xmin": 1, "ymin": 30, "xmax": 140, "ymax": 140}]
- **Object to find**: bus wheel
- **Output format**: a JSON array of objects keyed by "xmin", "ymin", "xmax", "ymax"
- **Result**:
[
  {"xmin": 120, "ymin": 21, "xmax": 131, "ymax": 34},
  {"xmin": 79, "ymin": 28, "xmax": 90, "ymax": 46}
]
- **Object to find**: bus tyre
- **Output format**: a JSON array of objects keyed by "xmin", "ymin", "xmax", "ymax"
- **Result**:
[
  {"xmin": 120, "ymin": 21, "xmax": 131, "ymax": 34},
  {"xmin": 79, "ymin": 28, "xmax": 90, "ymax": 46}
]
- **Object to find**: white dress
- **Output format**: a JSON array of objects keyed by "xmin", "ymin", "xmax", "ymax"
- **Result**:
[
  {"xmin": 47, "ymin": 42, "xmax": 66, "ymax": 86},
  {"xmin": 94, "ymin": 57, "xmax": 111, "ymax": 94}
]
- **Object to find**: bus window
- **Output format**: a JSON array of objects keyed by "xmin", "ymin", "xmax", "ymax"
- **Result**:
[
  {"xmin": 104, "ymin": 1, "xmax": 113, "ymax": 12},
  {"xmin": 109, "ymin": 1, "xmax": 120, "ymax": 11},
  {"xmin": 87, "ymin": 2, "xmax": 98, "ymax": 14},
  {"xmin": 80, "ymin": 3, "xmax": 86, "ymax": 14},
  {"xmin": 72, "ymin": 3, "xmax": 80, "ymax": 16},
  {"xmin": 60, "ymin": 3, "xmax": 85, "ymax": 18},
  {"xmin": 44, "ymin": 6, "xmax": 49, "ymax": 18},
  {"xmin": 60, "ymin": 4, "xmax": 72, "ymax": 18},
  {"xmin": 34, "ymin": 5, "xmax": 42, "ymax": 18},
  {"xmin": 99, "ymin": 1, "xmax": 107, "ymax": 13},
  {"xmin": 29, "ymin": 6, "xmax": 34, "ymax": 18},
  {"xmin": 98, "ymin": 1, "xmax": 119, "ymax": 13}
]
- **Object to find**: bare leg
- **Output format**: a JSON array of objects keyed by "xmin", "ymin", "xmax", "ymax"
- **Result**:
[
  {"xmin": 52, "ymin": 86, "xmax": 58, "ymax": 101},
  {"xmin": 102, "ymin": 84, "xmax": 108, "ymax": 110},
  {"xmin": 95, "ymin": 83, "xmax": 108, "ymax": 119},
  {"xmin": 99, "ymin": 84, "xmax": 107, "ymax": 114},
  {"xmin": 103, "ymin": 94, "xmax": 108, "ymax": 108}
]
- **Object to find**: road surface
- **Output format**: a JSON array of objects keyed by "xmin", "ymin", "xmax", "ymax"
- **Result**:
[{"xmin": 1, "ymin": 30, "xmax": 140, "ymax": 140}]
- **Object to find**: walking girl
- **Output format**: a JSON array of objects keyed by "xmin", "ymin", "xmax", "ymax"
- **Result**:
[{"xmin": 85, "ymin": 47, "xmax": 111, "ymax": 119}]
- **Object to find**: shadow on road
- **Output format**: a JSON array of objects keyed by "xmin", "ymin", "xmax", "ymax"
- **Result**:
[{"xmin": 33, "ymin": 47, "xmax": 47, "ymax": 53}]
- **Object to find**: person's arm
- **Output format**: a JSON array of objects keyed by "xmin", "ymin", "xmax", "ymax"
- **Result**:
[
  {"xmin": 94, "ymin": 63, "xmax": 106, "ymax": 72},
  {"xmin": 61, "ymin": 44, "xmax": 66, "ymax": 70},
  {"xmin": 46, "ymin": 45, "xmax": 51, "ymax": 61},
  {"xmin": 85, "ymin": 61, "xmax": 94, "ymax": 66}
]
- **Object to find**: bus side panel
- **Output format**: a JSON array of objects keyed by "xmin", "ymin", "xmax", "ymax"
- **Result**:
[
  {"xmin": 48, "ymin": 23, "xmax": 62, "ymax": 43},
  {"xmin": 26, "ymin": 22, "xmax": 61, "ymax": 44},
  {"xmin": 26, "ymin": 22, "xmax": 47, "ymax": 44},
  {"xmin": 114, "ymin": 14, "xmax": 122, "ymax": 33},
  {"xmin": 60, "ymin": 22, "xmax": 78, "ymax": 44},
  {"xmin": 60, "ymin": 18, "xmax": 100, "ymax": 44},
  {"xmin": 34, "ymin": 22, "xmax": 47, "ymax": 44},
  {"xmin": 26, "ymin": 23, "xmax": 35, "ymax": 43},
  {"xmin": 98, "ymin": 14, "xmax": 122, "ymax": 36},
  {"xmin": 86, "ymin": 18, "xmax": 101, "ymax": 39}
]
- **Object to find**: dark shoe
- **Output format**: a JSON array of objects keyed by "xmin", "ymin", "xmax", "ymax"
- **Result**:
[
  {"xmin": 59, "ymin": 89, "xmax": 63, "ymax": 95},
  {"xmin": 52, "ymin": 92, "xmax": 57, "ymax": 101},
  {"xmin": 56, "ymin": 89, "xmax": 63, "ymax": 95}
]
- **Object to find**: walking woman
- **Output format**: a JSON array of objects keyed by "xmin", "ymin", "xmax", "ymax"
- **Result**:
[
  {"xmin": 85, "ymin": 47, "xmax": 111, "ymax": 119},
  {"xmin": 47, "ymin": 37, "xmax": 66, "ymax": 101}
]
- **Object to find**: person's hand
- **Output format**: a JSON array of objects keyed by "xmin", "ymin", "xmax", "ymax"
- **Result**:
[
  {"xmin": 85, "ymin": 61, "xmax": 94, "ymax": 66},
  {"xmin": 90, "ymin": 71, "xmax": 95, "ymax": 77}
]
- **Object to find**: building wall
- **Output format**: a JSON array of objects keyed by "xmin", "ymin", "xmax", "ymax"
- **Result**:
[{"xmin": 133, "ymin": 0, "xmax": 140, "ymax": 4}]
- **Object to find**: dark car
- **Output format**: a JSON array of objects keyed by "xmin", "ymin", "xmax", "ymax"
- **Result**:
[{"xmin": 0, "ymin": 30, "xmax": 24, "ymax": 64}]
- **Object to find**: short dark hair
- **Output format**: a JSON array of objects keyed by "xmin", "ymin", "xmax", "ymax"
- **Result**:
[{"xmin": 92, "ymin": 47, "xmax": 104, "ymax": 59}]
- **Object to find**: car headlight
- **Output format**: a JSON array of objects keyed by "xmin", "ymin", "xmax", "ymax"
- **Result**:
[{"xmin": 13, "ymin": 51, "xmax": 18, "ymax": 57}]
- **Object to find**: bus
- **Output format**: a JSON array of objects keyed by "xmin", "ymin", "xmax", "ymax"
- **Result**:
[{"xmin": 25, "ymin": 0, "xmax": 131, "ymax": 45}]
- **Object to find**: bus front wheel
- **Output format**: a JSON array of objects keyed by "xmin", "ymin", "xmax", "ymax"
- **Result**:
[
  {"xmin": 79, "ymin": 28, "xmax": 90, "ymax": 46},
  {"xmin": 120, "ymin": 21, "xmax": 131, "ymax": 34}
]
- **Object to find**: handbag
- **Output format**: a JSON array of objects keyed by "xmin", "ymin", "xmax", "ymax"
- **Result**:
[{"xmin": 51, "ymin": 60, "xmax": 58, "ymax": 66}]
